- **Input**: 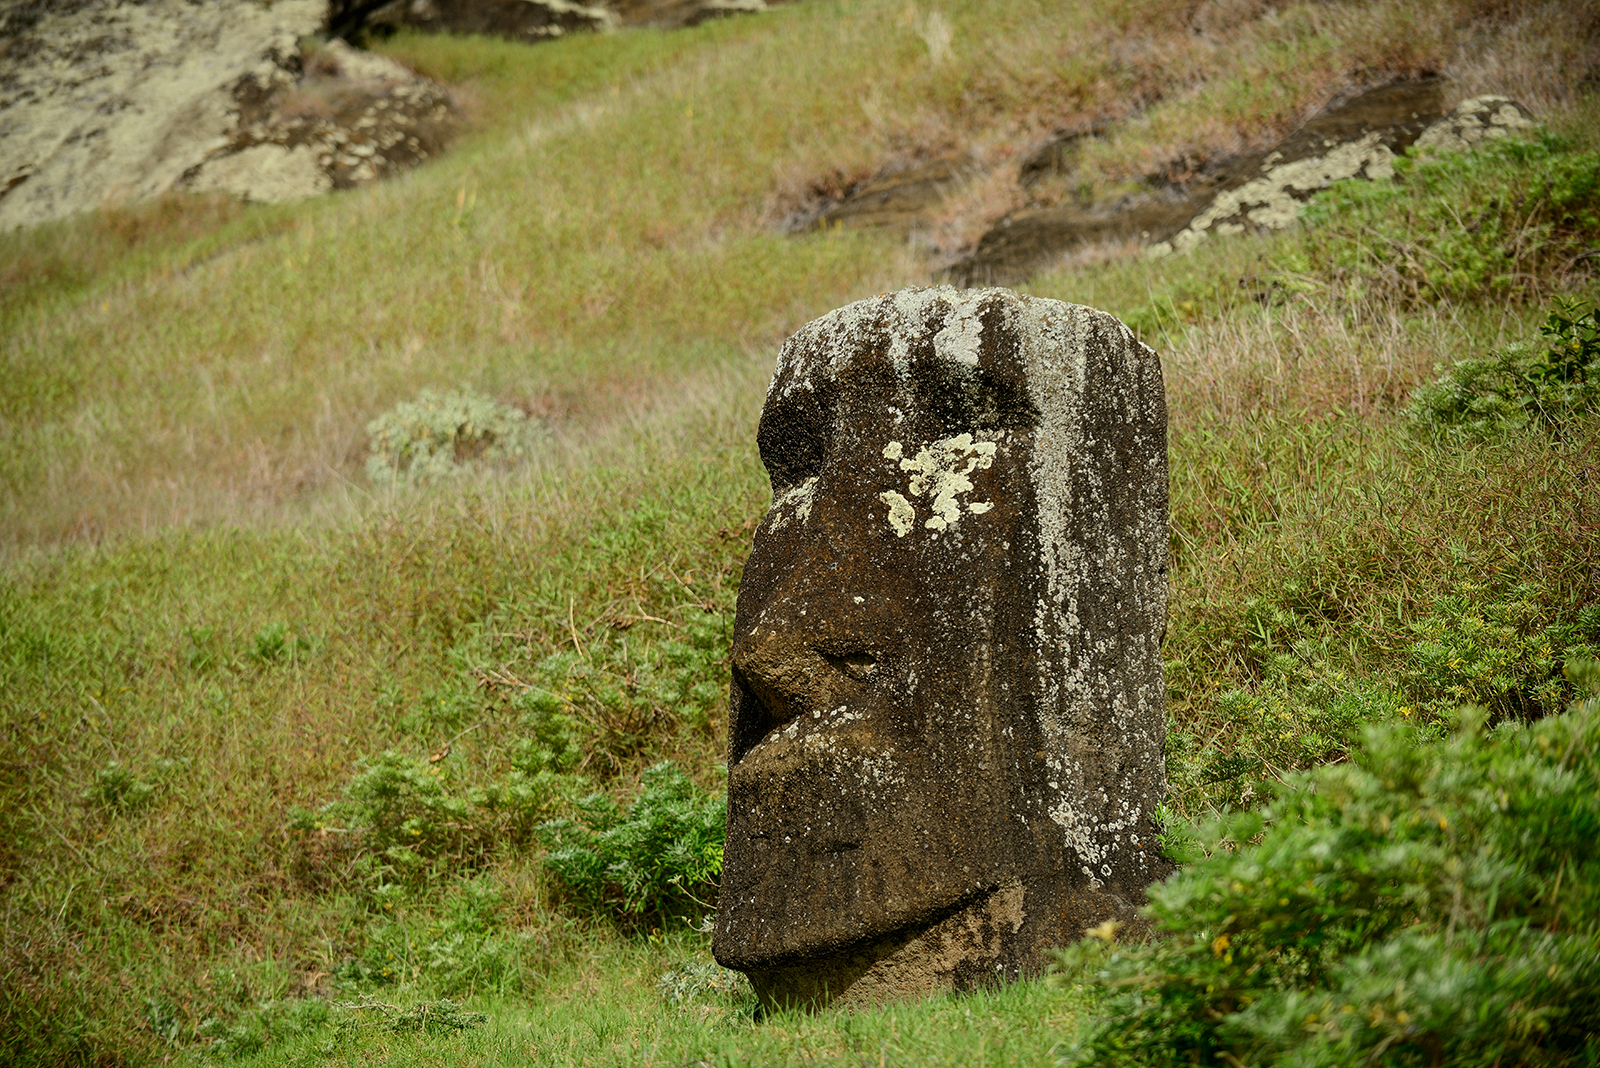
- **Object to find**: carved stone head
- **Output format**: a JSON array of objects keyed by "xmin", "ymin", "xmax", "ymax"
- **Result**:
[{"xmin": 712, "ymin": 286, "xmax": 1171, "ymax": 1008}]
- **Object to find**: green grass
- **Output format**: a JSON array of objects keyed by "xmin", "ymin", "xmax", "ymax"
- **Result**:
[
  {"xmin": 190, "ymin": 933, "xmax": 1087, "ymax": 1068},
  {"xmin": 3, "ymin": 0, "xmax": 1600, "ymax": 1064}
]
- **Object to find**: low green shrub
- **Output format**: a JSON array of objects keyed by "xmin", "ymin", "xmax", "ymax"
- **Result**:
[
  {"xmin": 338, "ymin": 878, "xmax": 578, "ymax": 994},
  {"xmin": 1405, "ymin": 582, "xmax": 1600, "ymax": 721},
  {"xmin": 1410, "ymin": 300, "xmax": 1600, "ymax": 437},
  {"xmin": 1056, "ymin": 658, "xmax": 1600, "ymax": 1068},
  {"xmin": 1168, "ymin": 647, "xmax": 1404, "ymax": 811},
  {"xmin": 521, "ymin": 611, "xmax": 731, "ymax": 776},
  {"xmin": 365, "ymin": 388, "xmax": 545, "ymax": 485},
  {"xmin": 290, "ymin": 744, "xmax": 570, "ymax": 883},
  {"xmin": 658, "ymin": 958, "xmax": 752, "ymax": 1008},
  {"xmin": 290, "ymin": 604, "xmax": 731, "ymax": 890},
  {"xmin": 538, "ymin": 761, "xmax": 725, "ymax": 925}
]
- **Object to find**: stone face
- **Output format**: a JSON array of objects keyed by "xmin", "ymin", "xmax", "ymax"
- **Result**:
[{"xmin": 712, "ymin": 286, "xmax": 1171, "ymax": 1009}]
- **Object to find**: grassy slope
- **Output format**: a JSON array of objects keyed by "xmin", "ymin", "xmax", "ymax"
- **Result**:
[{"xmin": 1, "ymin": 1, "xmax": 1598, "ymax": 1064}]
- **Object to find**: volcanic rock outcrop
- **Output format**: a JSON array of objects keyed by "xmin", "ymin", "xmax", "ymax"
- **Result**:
[
  {"xmin": 713, "ymin": 286, "xmax": 1172, "ymax": 1009},
  {"xmin": 790, "ymin": 77, "xmax": 1538, "ymax": 286},
  {"xmin": 0, "ymin": 0, "xmax": 458, "ymax": 230},
  {"xmin": 1146, "ymin": 92, "xmax": 1536, "ymax": 258},
  {"xmin": 183, "ymin": 38, "xmax": 456, "ymax": 202},
  {"xmin": 333, "ymin": 0, "xmax": 616, "ymax": 42}
]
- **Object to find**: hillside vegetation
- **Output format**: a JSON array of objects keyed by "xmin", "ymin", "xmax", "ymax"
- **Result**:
[{"xmin": 2, "ymin": 1, "xmax": 1598, "ymax": 1065}]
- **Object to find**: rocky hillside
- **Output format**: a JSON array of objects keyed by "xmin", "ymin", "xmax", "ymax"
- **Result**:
[{"xmin": 0, "ymin": 0, "xmax": 790, "ymax": 231}]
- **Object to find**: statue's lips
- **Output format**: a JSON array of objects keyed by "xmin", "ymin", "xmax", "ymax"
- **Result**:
[
  {"xmin": 739, "ymin": 698, "xmax": 879, "ymax": 762},
  {"xmin": 726, "ymin": 725, "xmax": 895, "ymax": 859}
]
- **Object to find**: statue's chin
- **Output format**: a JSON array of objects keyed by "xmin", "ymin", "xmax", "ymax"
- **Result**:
[
  {"xmin": 716, "ymin": 745, "xmax": 1007, "ymax": 971},
  {"xmin": 743, "ymin": 879, "xmax": 1030, "ymax": 1011}
]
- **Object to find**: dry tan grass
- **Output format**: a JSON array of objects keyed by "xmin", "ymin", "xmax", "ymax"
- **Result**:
[{"xmin": 824, "ymin": 0, "xmax": 1600, "ymax": 265}]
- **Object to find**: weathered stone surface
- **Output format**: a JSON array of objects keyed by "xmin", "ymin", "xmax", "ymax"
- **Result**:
[
  {"xmin": 0, "ymin": 0, "xmax": 326, "ymax": 230},
  {"xmin": 1412, "ymin": 95, "xmax": 1536, "ymax": 155},
  {"xmin": 183, "ymin": 38, "xmax": 458, "ymax": 200},
  {"xmin": 331, "ymin": 0, "xmax": 781, "ymax": 44},
  {"xmin": 713, "ymin": 286, "xmax": 1171, "ymax": 1009},
  {"xmin": 1147, "ymin": 75, "xmax": 1452, "ymax": 257}
]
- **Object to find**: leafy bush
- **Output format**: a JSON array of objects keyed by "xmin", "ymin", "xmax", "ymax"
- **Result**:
[
  {"xmin": 365, "ymin": 388, "xmax": 544, "ymax": 485},
  {"xmin": 1410, "ymin": 300, "xmax": 1600, "ymax": 437},
  {"xmin": 658, "ymin": 958, "xmax": 752, "ymax": 1008},
  {"xmin": 291, "ymin": 608, "xmax": 730, "ymax": 888},
  {"xmin": 520, "ymin": 611, "xmax": 731, "ymax": 776},
  {"xmin": 1056, "ymin": 659, "xmax": 1600, "ymax": 1068},
  {"xmin": 538, "ymin": 761, "xmax": 726, "ymax": 924}
]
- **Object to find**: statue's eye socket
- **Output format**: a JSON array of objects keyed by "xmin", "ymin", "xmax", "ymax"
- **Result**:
[
  {"xmin": 822, "ymin": 650, "xmax": 878, "ymax": 681},
  {"xmin": 916, "ymin": 370, "xmax": 1038, "ymax": 439},
  {"xmin": 757, "ymin": 393, "xmax": 830, "ymax": 490}
]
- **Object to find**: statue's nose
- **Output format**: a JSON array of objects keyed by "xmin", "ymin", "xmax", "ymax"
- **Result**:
[{"xmin": 732, "ymin": 622, "xmax": 881, "ymax": 735}]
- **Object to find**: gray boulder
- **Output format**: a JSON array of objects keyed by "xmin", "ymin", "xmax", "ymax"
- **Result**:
[
  {"xmin": 714, "ymin": 286, "xmax": 1172, "ymax": 1009},
  {"xmin": 0, "ymin": 1, "xmax": 461, "ymax": 230},
  {"xmin": 0, "ymin": 0, "xmax": 326, "ymax": 230}
]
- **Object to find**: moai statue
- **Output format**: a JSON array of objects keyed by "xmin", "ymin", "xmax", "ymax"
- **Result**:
[{"xmin": 712, "ymin": 286, "xmax": 1171, "ymax": 1009}]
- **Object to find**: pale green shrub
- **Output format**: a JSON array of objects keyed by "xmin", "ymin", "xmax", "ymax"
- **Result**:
[{"xmin": 365, "ymin": 388, "xmax": 543, "ymax": 484}]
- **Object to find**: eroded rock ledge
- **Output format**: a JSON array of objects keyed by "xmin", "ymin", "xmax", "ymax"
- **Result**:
[
  {"xmin": 183, "ymin": 39, "xmax": 456, "ymax": 203},
  {"xmin": 330, "ymin": 0, "xmax": 782, "ymax": 40},
  {"xmin": 785, "ymin": 77, "xmax": 1538, "ymax": 287},
  {"xmin": 944, "ymin": 78, "xmax": 1536, "ymax": 286}
]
